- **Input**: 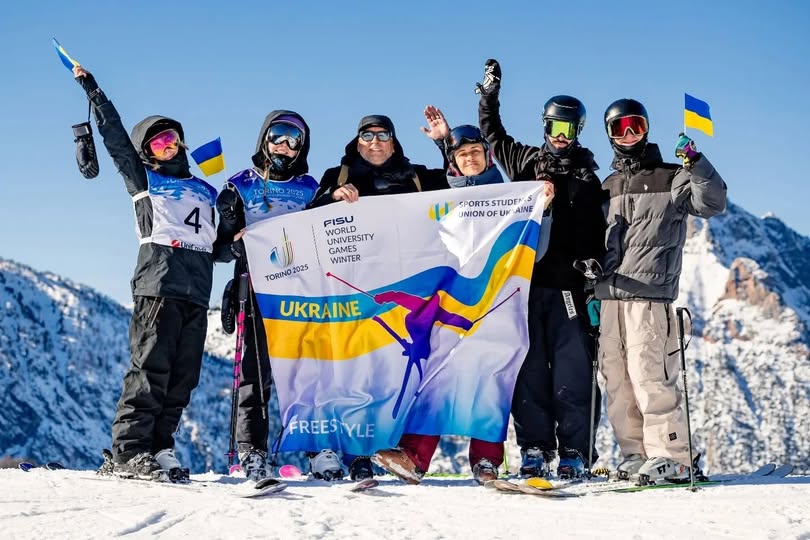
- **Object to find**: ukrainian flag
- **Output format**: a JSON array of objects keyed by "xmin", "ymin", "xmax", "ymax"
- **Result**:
[
  {"xmin": 191, "ymin": 138, "xmax": 225, "ymax": 176},
  {"xmin": 52, "ymin": 38, "xmax": 79, "ymax": 72},
  {"xmin": 684, "ymin": 93, "xmax": 713, "ymax": 137}
]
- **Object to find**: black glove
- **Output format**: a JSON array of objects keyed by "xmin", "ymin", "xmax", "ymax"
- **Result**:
[
  {"xmin": 216, "ymin": 188, "xmax": 240, "ymax": 225},
  {"xmin": 221, "ymin": 279, "xmax": 236, "ymax": 334},
  {"xmin": 475, "ymin": 59, "xmax": 501, "ymax": 96},
  {"xmin": 72, "ymin": 121, "xmax": 99, "ymax": 179}
]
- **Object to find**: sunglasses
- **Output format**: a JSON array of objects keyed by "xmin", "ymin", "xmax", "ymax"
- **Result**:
[
  {"xmin": 359, "ymin": 130, "xmax": 392, "ymax": 142},
  {"xmin": 544, "ymin": 119, "xmax": 578, "ymax": 140},
  {"xmin": 266, "ymin": 123, "xmax": 304, "ymax": 150},
  {"xmin": 608, "ymin": 115, "xmax": 649, "ymax": 139},
  {"xmin": 447, "ymin": 124, "xmax": 485, "ymax": 153},
  {"xmin": 147, "ymin": 129, "xmax": 180, "ymax": 158}
]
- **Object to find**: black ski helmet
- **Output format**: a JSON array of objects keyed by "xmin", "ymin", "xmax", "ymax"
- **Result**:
[
  {"xmin": 604, "ymin": 98, "xmax": 649, "ymax": 153},
  {"xmin": 543, "ymin": 95, "xmax": 586, "ymax": 136}
]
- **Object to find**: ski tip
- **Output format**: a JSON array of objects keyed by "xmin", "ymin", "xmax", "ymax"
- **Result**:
[
  {"xmin": 278, "ymin": 464, "xmax": 304, "ymax": 478},
  {"xmin": 45, "ymin": 462, "xmax": 66, "ymax": 471},
  {"xmin": 228, "ymin": 464, "xmax": 243, "ymax": 476},
  {"xmin": 525, "ymin": 477, "xmax": 554, "ymax": 490},
  {"xmin": 349, "ymin": 478, "xmax": 380, "ymax": 492},
  {"xmin": 18, "ymin": 462, "xmax": 36, "ymax": 472}
]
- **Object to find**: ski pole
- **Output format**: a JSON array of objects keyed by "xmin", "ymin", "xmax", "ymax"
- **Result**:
[
  {"xmin": 675, "ymin": 306, "xmax": 696, "ymax": 491},
  {"xmin": 227, "ymin": 272, "xmax": 250, "ymax": 471},
  {"xmin": 587, "ymin": 340, "xmax": 598, "ymax": 479},
  {"xmin": 247, "ymin": 276, "xmax": 267, "ymax": 420}
]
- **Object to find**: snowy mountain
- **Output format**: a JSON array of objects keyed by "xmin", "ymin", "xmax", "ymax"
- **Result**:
[{"xmin": 1, "ymin": 199, "xmax": 808, "ymax": 474}]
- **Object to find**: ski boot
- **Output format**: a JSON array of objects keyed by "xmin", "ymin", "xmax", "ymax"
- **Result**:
[
  {"xmin": 308, "ymin": 449, "xmax": 344, "ymax": 481},
  {"xmin": 349, "ymin": 456, "xmax": 376, "ymax": 482},
  {"xmin": 557, "ymin": 449, "xmax": 586, "ymax": 480},
  {"xmin": 111, "ymin": 450, "xmax": 168, "ymax": 481},
  {"xmin": 472, "ymin": 458, "xmax": 499, "ymax": 485},
  {"xmin": 372, "ymin": 449, "xmax": 422, "ymax": 484},
  {"xmin": 155, "ymin": 448, "xmax": 190, "ymax": 483},
  {"xmin": 238, "ymin": 448, "xmax": 270, "ymax": 482},
  {"xmin": 612, "ymin": 453, "xmax": 646, "ymax": 480},
  {"xmin": 519, "ymin": 447, "xmax": 554, "ymax": 478}
]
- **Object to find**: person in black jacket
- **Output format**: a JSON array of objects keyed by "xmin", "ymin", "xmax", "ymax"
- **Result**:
[
  {"xmin": 310, "ymin": 114, "xmax": 449, "ymax": 207},
  {"xmin": 477, "ymin": 59, "xmax": 607, "ymax": 479},
  {"xmin": 309, "ymin": 114, "xmax": 448, "ymax": 480},
  {"xmin": 214, "ymin": 111, "xmax": 321, "ymax": 481},
  {"xmin": 73, "ymin": 66, "xmax": 222, "ymax": 481}
]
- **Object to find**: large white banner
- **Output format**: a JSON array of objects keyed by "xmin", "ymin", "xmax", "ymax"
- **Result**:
[{"xmin": 243, "ymin": 182, "xmax": 545, "ymax": 456}]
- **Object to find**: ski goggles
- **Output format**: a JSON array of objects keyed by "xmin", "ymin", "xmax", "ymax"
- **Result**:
[
  {"xmin": 147, "ymin": 129, "xmax": 181, "ymax": 158},
  {"xmin": 266, "ymin": 123, "xmax": 305, "ymax": 150},
  {"xmin": 607, "ymin": 115, "xmax": 649, "ymax": 139},
  {"xmin": 544, "ymin": 119, "xmax": 578, "ymax": 140},
  {"xmin": 359, "ymin": 130, "xmax": 393, "ymax": 142},
  {"xmin": 447, "ymin": 124, "xmax": 485, "ymax": 153}
]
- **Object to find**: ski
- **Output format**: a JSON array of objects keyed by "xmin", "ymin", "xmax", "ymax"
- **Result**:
[
  {"xmin": 237, "ymin": 477, "xmax": 288, "ymax": 498},
  {"xmin": 278, "ymin": 464, "xmax": 305, "ymax": 479},
  {"xmin": 484, "ymin": 479, "xmax": 580, "ymax": 498},
  {"xmin": 591, "ymin": 463, "xmax": 792, "ymax": 494},
  {"xmin": 18, "ymin": 461, "xmax": 66, "ymax": 472},
  {"xmin": 348, "ymin": 478, "xmax": 380, "ymax": 493}
]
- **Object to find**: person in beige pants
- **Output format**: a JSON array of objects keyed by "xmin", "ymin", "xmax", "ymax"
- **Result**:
[{"xmin": 595, "ymin": 98, "xmax": 727, "ymax": 482}]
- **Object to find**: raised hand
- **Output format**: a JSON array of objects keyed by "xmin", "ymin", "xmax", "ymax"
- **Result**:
[
  {"xmin": 419, "ymin": 105, "xmax": 450, "ymax": 141},
  {"xmin": 675, "ymin": 132, "xmax": 700, "ymax": 167},
  {"xmin": 475, "ymin": 58, "xmax": 501, "ymax": 96}
]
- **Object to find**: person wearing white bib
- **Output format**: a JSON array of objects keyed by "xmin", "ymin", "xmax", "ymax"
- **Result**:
[{"xmin": 74, "ymin": 65, "xmax": 221, "ymax": 482}]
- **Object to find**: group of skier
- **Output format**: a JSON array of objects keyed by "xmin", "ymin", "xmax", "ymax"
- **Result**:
[{"xmin": 73, "ymin": 55, "xmax": 726, "ymax": 487}]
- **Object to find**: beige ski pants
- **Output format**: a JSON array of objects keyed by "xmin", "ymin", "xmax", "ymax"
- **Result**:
[{"xmin": 598, "ymin": 300, "xmax": 692, "ymax": 464}]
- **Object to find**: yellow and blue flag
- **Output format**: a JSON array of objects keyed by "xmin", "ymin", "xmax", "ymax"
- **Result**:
[
  {"xmin": 191, "ymin": 138, "xmax": 225, "ymax": 176},
  {"xmin": 52, "ymin": 38, "xmax": 79, "ymax": 72},
  {"xmin": 684, "ymin": 93, "xmax": 713, "ymax": 137}
]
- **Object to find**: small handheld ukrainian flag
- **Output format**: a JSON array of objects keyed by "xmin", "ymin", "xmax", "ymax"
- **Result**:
[
  {"xmin": 684, "ymin": 93, "xmax": 713, "ymax": 137},
  {"xmin": 191, "ymin": 138, "xmax": 225, "ymax": 176},
  {"xmin": 53, "ymin": 38, "xmax": 79, "ymax": 72}
]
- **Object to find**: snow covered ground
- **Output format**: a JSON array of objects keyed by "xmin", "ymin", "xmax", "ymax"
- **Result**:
[{"xmin": 2, "ymin": 468, "xmax": 808, "ymax": 540}]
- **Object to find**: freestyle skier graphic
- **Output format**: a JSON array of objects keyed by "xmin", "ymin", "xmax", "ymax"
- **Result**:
[{"xmin": 326, "ymin": 272, "xmax": 519, "ymax": 418}]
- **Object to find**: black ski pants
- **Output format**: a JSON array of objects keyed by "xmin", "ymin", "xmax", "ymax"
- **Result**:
[
  {"xmin": 111, "ymin": 296, "xmax": 207, "ymax": 462},
  {"xmin": 511, "ymin": 286, "xmax": 599, "ymax": 463},
  {"xmin": 235, "ymin": 291, "xmax": 273, "ymax": 453}
]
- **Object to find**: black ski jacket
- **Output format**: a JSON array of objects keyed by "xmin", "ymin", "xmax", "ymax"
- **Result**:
[
  {"xmin": 310, "ymin": 135, "xmax": 449, "ymax": 206},
  {"xmin": 78, "ymin": 74, "xmax": 222, "ymax": 306},
  {"xmin": 479, "ymin": 93, "xmax": 607, "ymax": 291}
]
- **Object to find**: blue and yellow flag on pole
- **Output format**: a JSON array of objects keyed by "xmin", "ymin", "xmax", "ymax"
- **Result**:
[
  {"xmin": 684, "ymin": 93, "xmax": 713, "ymax": 137},
  {"xmin": 191, "ymin": 138, "xmax": 225, "ymax": 176},
  {"xmin": 52, "ymin": 38, "xmax": 79, "ymax": 71}
]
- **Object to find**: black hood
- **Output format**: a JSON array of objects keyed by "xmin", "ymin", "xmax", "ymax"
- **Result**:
[
  {"xmin": 250, "ymin": 110, "xmax": 311, "ymax": 176},
  {"xmin": 130, "ymin": 115, "xmax": 191, "ymax": 178}
]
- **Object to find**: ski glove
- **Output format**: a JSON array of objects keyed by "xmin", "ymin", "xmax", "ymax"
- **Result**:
[
  {"xmin": 586, "ymin": 298, "xmax": 601, "ymax": 328},
  {"xmin": 72, "ymin": 121, "xmax": 99, "ymax": 179},
  {"xmin": 216, "ymin": 188, "xmax": 241, "ymax": 227},
  {"xmin": 675, "ymin": 133, "xmax": 700, "ymax": 167},
  {"xmin": 475, "ymin": 59, "xmax": 501, "ymax": 96},
  {"xmin": 221, "ymin": 279, "xmax": 236, "ymax": 334}
]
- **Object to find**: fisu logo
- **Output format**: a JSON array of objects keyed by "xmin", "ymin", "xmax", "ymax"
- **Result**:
[
  {"xmin": 428, "ymin": 201, "xmax": 456, "ymax": 221},
  {"xmin": 269, "ymin": 227, "xmax": 294, "ymax": 268}
]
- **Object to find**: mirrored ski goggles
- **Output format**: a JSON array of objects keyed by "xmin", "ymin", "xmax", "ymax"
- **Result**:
[
  {"xmin": 544, "ymin": 119, "xmax": 578, "ymax": 140},
  {"xmin": 359, "ymin": 130, "xmax": 393, "ymax": 142},
  {"xmin": 147, "ymin": 129, "xmax": 181, "ymax": 158},
  {"xmin": 266, "ymin": 123, "xmax": 304, "ymax": 150},
  {"xmin": 447, "ymin": 124, "xmax": 485, "ymax": 152},
  {"xmin": 607, "ymin": 115, "xmax": 649, "ymax": 139}
]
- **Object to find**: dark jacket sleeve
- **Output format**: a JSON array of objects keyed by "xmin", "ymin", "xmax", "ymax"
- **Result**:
[
  {"xmin": 309, "ymin": 166, "xmax": 341, "ymax": 207},
  {"xmin": 76, "ymin": 75, "xmax": 147, "ymax": 197},
  {"xmin": 671, "ymin": 155, "xmax": 727, "ymax": 218},
  {"xmin": 478, "ymin": 93, "xmax": 539, "ymax": 181},
  {"xmin": 213, "ymin": 187, "xmax": 246, "ymax": 263},
  {"xmin": 415, "ymin": 165, "xmax": 450, "ymax": 191},
  {"xmin": 577, "ymin": 171, "xmax": 608, "ymax": 263}
]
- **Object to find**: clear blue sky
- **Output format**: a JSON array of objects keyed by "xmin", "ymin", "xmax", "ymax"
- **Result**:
[{"xmin": 2, "ymin": 0, "xmax": 808, "ymax": 306}]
